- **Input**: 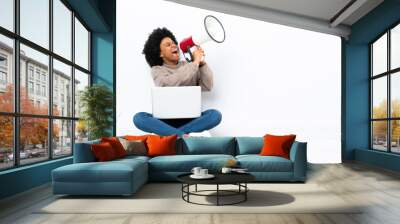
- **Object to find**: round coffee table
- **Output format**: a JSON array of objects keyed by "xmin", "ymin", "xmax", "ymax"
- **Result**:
[{"xmin": 177, "ymin": 173, "xmax": 255, "ymax": 206}]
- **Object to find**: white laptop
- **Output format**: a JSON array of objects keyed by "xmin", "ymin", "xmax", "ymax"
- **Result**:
[{"xmin": 152, "ymin": 86, "xmax": 201, "ymax": 119}]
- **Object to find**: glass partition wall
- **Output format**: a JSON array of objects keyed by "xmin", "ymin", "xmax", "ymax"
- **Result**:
[{"xmin": 0, "ymin": 0, "xmax": 91, "ymax": 170}]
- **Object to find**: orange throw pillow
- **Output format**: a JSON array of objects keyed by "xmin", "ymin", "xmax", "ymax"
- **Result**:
[
  {"xmin": 260, "ymin": 134, "xmax": 296, "ymax": 159},
  {"xmin": 124, "ymin": 135, "xmax": 151, "ymax": 141},
  {"xmin": 101, "ymin": 137, "xmax": 127, "ymax": 158},
  {"xmin": 91, "ymin": 142, "xmax": 117, "ymax": 161},
  {"xmin": 146, "ymin": 135, "xmax": 177, "ymax": 157}
]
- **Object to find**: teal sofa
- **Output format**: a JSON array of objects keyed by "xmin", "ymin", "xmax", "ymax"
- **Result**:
[{"xmin": 52, "ymin": 137, "xmax": 307, "ymax": 196}]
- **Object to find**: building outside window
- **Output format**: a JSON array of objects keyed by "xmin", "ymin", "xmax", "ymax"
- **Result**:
[
  {"xmin": 35, "ymin": 70, "xmax": 40, "ymax": 81},
  {"xmin": 0, "ymin": 71, "xmax": 7, "ymax": 93},
  {"xmin": 0, "ymin": 71, "xmax": 6, "ymax": 84},
  {"xmin": 35, "ymin": 83, "xmax": 40, "ymax": 95},
  {"xmin": 54, "ymin": 88, "xmax": 58, "ymax": 103},
  {"xmin": 28, "ymin": 81, "xmax": 34, "ymax": 94},
  {"xmin": 28, "ymin": 66, "xmax": 34, "ymax": 80},
  {"xmin": 41, "ymin": 73, "xmax": 46, "ymax": 83},
  {"xmin": 0, "ymin": 54, "xmax": 7, "ymax": 90},
  {"xmin": 0, "ymin": 54, "xmax": 7, "ymax": 67},
  {"xmin": 42, "ymin": 85, "xmax": 46, "ymax": 97}
]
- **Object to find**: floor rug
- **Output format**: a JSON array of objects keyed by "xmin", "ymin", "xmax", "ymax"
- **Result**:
[{"xmin": 37, "ymin": 183, "xmax": 362, "ymax": 214}]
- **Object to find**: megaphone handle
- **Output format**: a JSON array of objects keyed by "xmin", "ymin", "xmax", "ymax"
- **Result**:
[{"xmin": 185, "ymin": 46, "xmax": 193, "ymax": 62}]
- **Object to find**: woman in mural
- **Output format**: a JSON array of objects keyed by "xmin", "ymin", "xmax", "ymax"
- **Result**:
[{"xmin": 133, "ymin": 27, "xmax": 222, "ymax": 137}]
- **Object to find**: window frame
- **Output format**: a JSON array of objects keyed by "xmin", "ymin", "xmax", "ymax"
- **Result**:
[
  {"xmin": 0, "ymin": 70, "xmax": 7, "ymax": 85},
  {"xmin": 0, "ymin": 0, "xmax": 91, "ymax": 171},
  {"xmin": 0, "ymin": 53, "xmax": 8, "ymax": 89},
  {"xmin": 370, "ymin": 20, "xmax": 400, "ymax": 154}
]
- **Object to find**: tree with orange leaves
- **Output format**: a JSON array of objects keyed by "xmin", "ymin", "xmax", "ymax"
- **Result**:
[
  {"xmin": 0, "ymin": 85, "xmax": 14, "ymax": 149},
  {"xmin": 0, "ymin": 84, "xmax": 60, "ymax": 151},
  {"xmin": 372, "ymin": 99, "xmax": 400, "ymax": 144}
]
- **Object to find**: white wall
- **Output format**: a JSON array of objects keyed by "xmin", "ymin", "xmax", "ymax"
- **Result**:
[{"xmin": 116, "ymin": 0, "xmax": 341, "ymax": 163}]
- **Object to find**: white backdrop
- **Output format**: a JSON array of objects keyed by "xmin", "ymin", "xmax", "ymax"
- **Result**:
[{"xmin": 116, "ymin": 0, "xmax": 341, "ymax": 163}]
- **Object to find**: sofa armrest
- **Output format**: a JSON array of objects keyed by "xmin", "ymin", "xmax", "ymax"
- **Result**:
[
  {"xmin": 73, "ymin": 140, "xmax": 100, "ymax": 163},
  {"xmin": 289, "ymin": 141, "xmax": 307, "ymax": 181}
]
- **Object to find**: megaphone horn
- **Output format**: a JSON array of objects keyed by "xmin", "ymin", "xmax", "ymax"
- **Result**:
[{"xmin": 180, "ymin": 15, "xmax": 226, "ymax": 62}]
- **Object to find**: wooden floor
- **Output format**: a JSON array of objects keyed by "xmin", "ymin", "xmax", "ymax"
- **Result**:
[{"xmin": 1, "ymin": 162, "xmax": 400, "ymax": 224}]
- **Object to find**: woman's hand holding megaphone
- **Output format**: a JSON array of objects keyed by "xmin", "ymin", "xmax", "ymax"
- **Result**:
[{"xmin": 192, "ymin": 45, "xmax": 205, "ymax": 66}]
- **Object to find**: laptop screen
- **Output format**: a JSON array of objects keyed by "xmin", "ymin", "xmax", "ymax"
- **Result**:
[{"xmin": 151, "ymin": 86, "xmax": 201, "ymax": 119}]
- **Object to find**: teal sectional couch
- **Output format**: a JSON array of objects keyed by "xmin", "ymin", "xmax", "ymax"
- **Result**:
[{"xmin": 52, "ymin": 137, "xmax": 307, "ymax": 196}]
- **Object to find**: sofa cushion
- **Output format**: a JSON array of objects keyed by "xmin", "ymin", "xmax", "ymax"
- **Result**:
[
  {"xmin": 124, "ymin": 135, "xmax": 152, "ymax": 149},
  {"xmin": 260, "ymin": 134, "xmax": 296, "ymax": 159},
  {"xmin": 149, "ymin": 154, "xmax": 235, "ymax": 172},
  {"xmin": 124, "ymin": 135, "xmax": 151, "ymax": 141},
  {"xmin": 180, "ymin": 137, "xmax": 235, "ymax": 155},
  {"xmin": 118, "ymin": 138, "xmax": 147, "ymax": 156},
  {"xmin": 147, "ymin": 135, "xmax": 177, "ymax": 157},
  {"xmin": 91, "ymin": 142, "xmax": 118, "ymax": 161},
  {"xmin": 101, "ymin": 137, "xmax": 127, "ymax": 158},
  {"xmin": 53, "ymin": 158, "xmax": 147, "ymax": 183},
  {"xmin": 236, "ymin": 155, "xmax": 293, "ymax": 172},
  {"xmin": 236, "ymin": 137, "xmax": 263, "ymax": 155}
]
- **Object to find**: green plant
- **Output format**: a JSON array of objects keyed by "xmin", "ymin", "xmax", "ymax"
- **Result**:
[{"xmin": 79, "ymin": 84, "xmax": 113, "ymax": 140}]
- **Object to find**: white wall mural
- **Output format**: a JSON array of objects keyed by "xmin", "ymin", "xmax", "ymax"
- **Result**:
[{"xmin": 116, "ymin": 0, "xmax": 341, "ymax": 163}]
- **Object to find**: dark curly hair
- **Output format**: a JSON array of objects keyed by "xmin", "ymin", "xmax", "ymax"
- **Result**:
[{"xmin": 142, "ymin": 27, "xmax": 178, "ymax": 67}]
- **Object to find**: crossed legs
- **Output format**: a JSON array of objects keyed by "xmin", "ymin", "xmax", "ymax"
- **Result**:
[{"xmin": 133, "ymin": 109, "xmax": 222, "ymax": 136}]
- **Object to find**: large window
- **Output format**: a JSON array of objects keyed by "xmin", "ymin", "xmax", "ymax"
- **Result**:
[
  {"xmin": 0, "ymin": 0, "xmax": 91, "ymax": 170},
  {"xmin": 371, "ymin": 23, "xmax": 400, "ymax": 153}
]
